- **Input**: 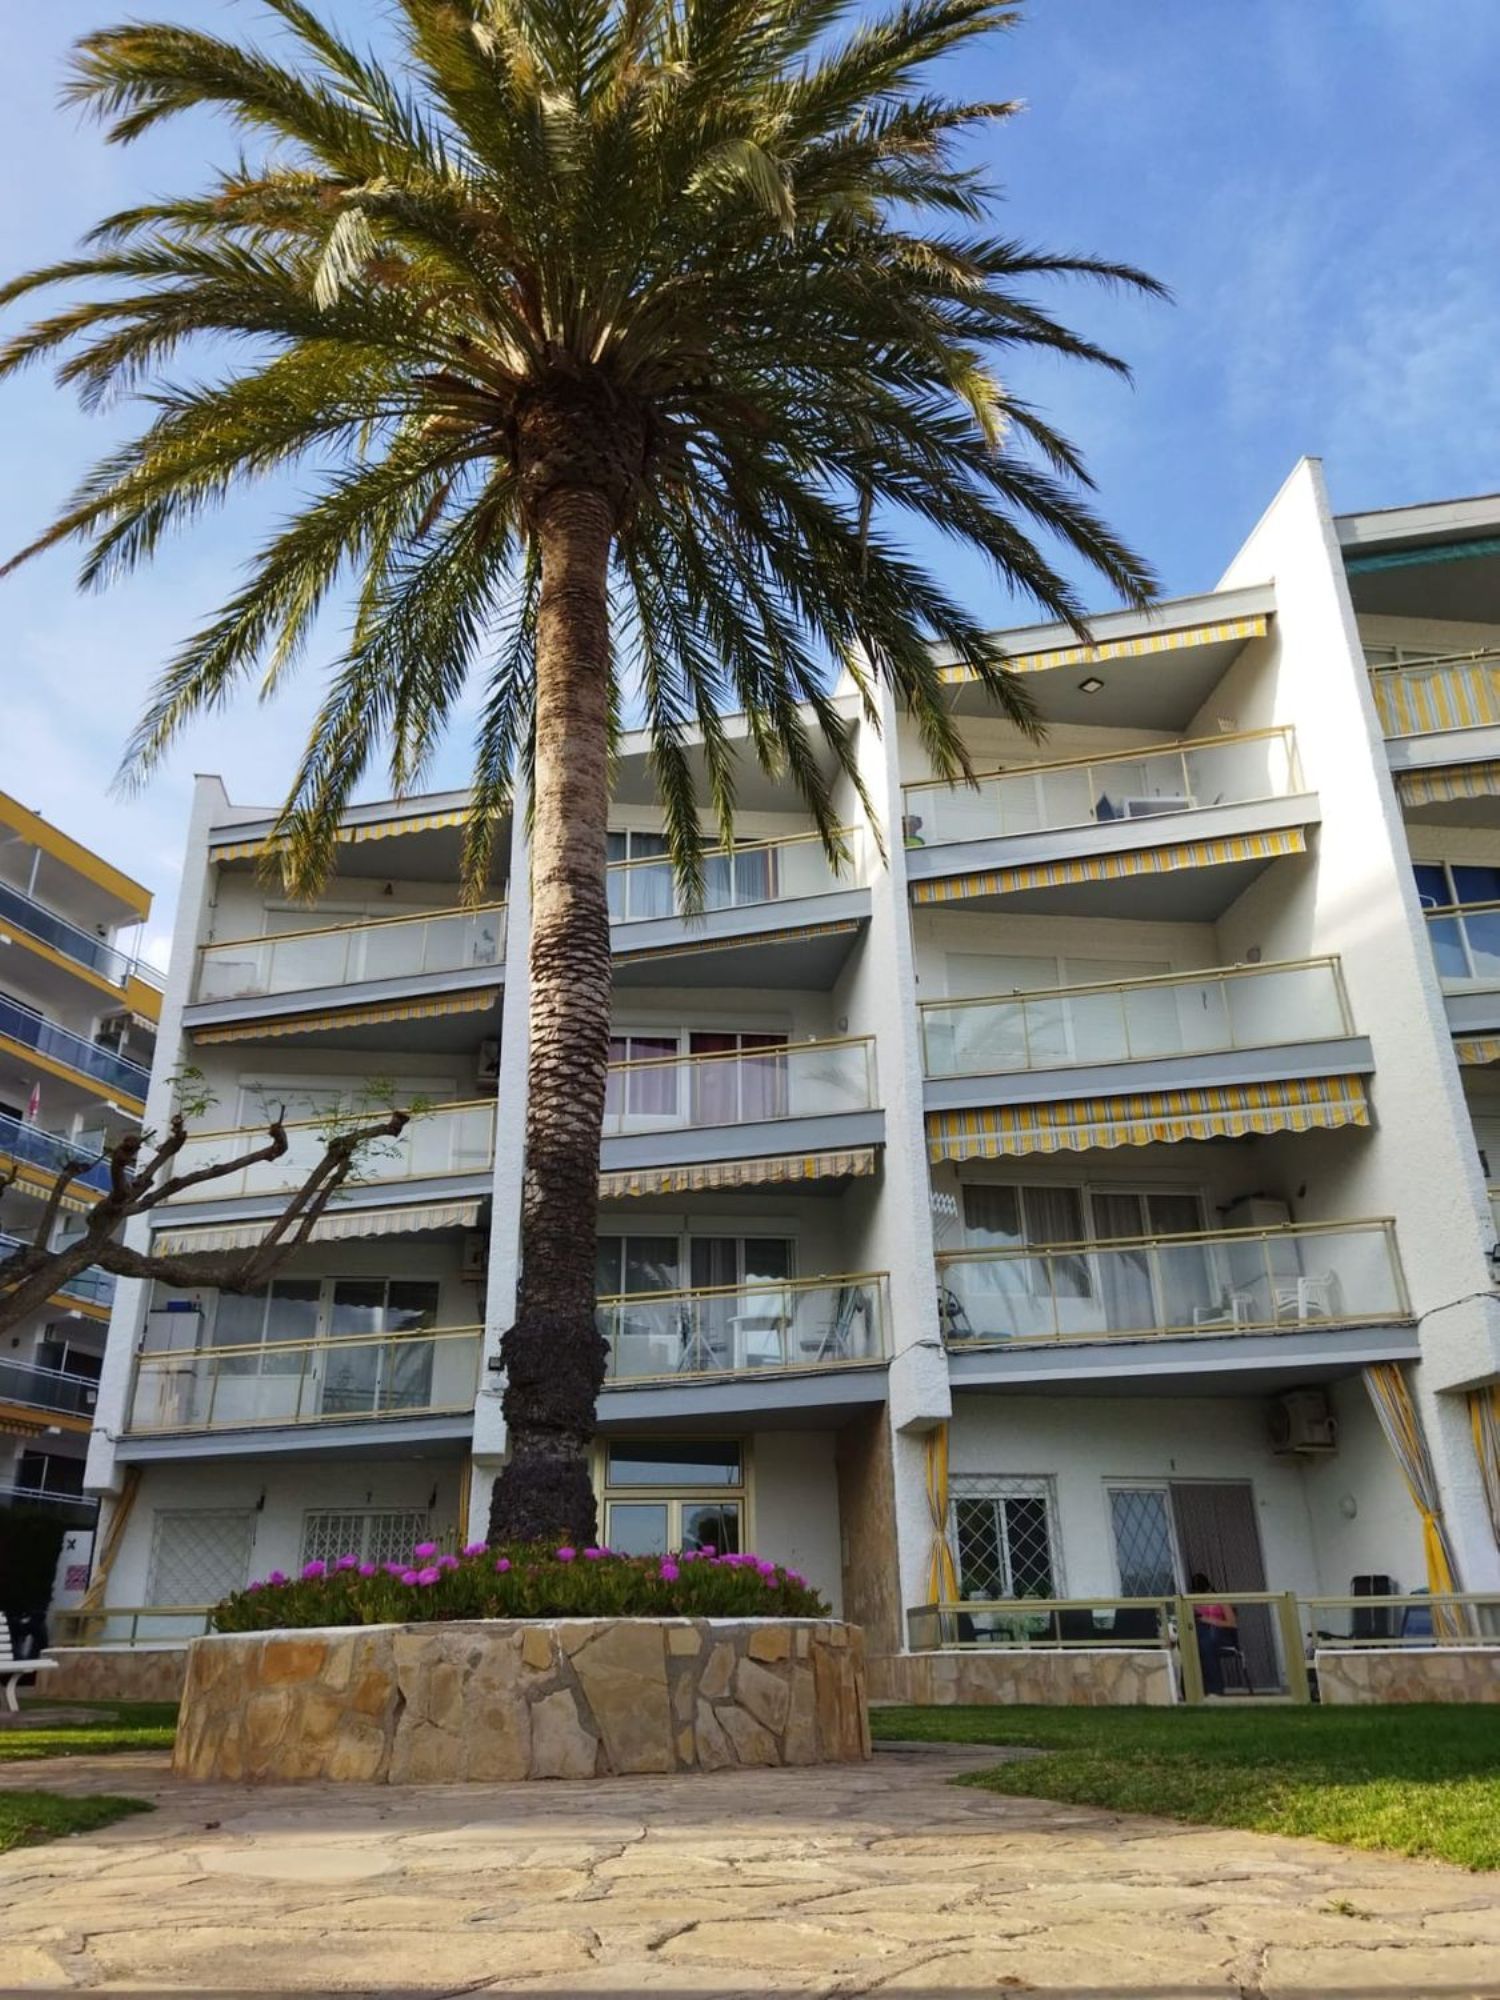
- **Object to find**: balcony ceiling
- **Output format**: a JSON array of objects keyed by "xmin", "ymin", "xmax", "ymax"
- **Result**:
[{"xmin": 212, "ymin": 822, "xmax": 508, "ymax": 889}]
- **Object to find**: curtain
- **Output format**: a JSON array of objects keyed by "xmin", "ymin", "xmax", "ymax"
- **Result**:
[
  {"xmin": 925, "ymin": 1424, "xmax": 960, "ymax": 1607},
  {"xmin": 1363, "ymin": 1364, "xmax": 1463, "ymax": 1621},
  {"xmin": 1170, "ymin": 1481, "xmax": 1276, "ymax": 1690},
  {"xmin": 1467, "ymin": 1384, "xmax": 1500, "ymax": 1551}
]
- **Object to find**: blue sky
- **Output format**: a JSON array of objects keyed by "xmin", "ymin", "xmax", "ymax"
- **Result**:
[{"xmin": 2, "ymin": 0, "xmax": 1498, "ymax": 957}]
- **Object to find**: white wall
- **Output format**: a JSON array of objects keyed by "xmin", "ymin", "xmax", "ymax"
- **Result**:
[{"xmin": 752, "ymin": 1429, "xmax": 843, "ymax": 1613}]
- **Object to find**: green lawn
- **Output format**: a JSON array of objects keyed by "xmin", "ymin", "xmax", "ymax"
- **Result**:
[
  {"xmin": 0, "ymin": 1700, "xmax": 178, "ymax": 1764},
  {"xmin": 872, "ymin": 1703, "xmax": 1500, "ymax": 1871},
  {"xmin": 0, "ymin": 1790, "xmax": 154, "ymax": 1856}
]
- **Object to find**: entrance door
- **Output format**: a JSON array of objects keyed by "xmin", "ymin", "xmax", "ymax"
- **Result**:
[{"xmin": 1108, "ymin": 1478, "xmax": 1279, "ymax": 1692}]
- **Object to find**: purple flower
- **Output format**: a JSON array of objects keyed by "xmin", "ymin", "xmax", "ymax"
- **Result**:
[
  {"xmin": 400, "ymin": 1570, "xmax": 420, "ymax": 1585},
  {"xmin": 437, "ymin": 1553, "xmax": 460, "ymax": 1570},
  {"xmin": 245, "ymin": 1581, "xmax": 262, "ymax": 1594},
  {"xmin": 786, "ymin": 1571, "xmax": 805, "ymax": 1587},
  {"xmin": 494, "ymin": 1557, "xmax": 512, "ymax": 1574},
  {"xmin": 659, "ymin": 1560, "xmax": 680, "ymax": 1583},
  {"xmin": 582, "ymin": 1547, "xmax": 605, "ymax": 1561},
  {"xmin": 266, "ymin": 1570, "xmax": 288, "ymax": 1586},
  {"xmin": 335, "ymin": 1553, "xmax": 359, "ymax": 1571},
  {"xmin": 756, "ymin": 1560, "xmax": 777, "ymax": 1579},
  {"xmin": 383, "ymin": 1561, "xmax": 406, "ymax": 1577},
  {"xmin": 462, "ymin": 1541, "xmax": 488, "ymax": 1558},
  {"xmin": 300, "ymin": 1560, "xmax": 327, "ymax": 1581},
  {"xmin": 762, "ymin": 1573, "xmax": 778, "ymax": 1588},
  {"xmin": 699, "ymin": 1545, "xmax": 716, "ymax": 1558},
  {"xmin": 417, "ymin": 1565, "xmax": 441, "ymax": 1586},
  {"xmin": 412, "ymin": 1541, "xmax": 438, "ymax": 1559},
  {"xmin": 357, "ymin": 1562, "xmax": 377, "ymax": 1579},
  {"xmin": 555, "ymin": 1546, "xmax": 576, "ymax": 1563}
]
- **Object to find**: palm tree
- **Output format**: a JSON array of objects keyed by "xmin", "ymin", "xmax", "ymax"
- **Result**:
[{"xmin": 1, "ymin": 0, "xmax": 1162, "ymax": 1544}]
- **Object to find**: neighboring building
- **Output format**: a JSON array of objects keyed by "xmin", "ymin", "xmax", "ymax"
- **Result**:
[
  {"xmin": 79, "ymin": 460, "xmax": 1500, "ymax": 1676},
  {"xmin": 0, "ymin": 791, "xmax": 160, "ymax": 1541}
]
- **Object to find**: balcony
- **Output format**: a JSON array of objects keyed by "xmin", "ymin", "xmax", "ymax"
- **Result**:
[
  {"xmin": 597, "ymin": 1272, "xmax": 889, "ymax": 1421},
  {"xmin": 0, "ymin": 1230, "xmax": 114, "ymax": 1311},
  {"xmin": 922, "ymin": 959, "xmax": 1353, "ymax": 1084},
  {"xmin": 0, "ymin": 877, "xmax": 161, "ymax": 995},
  {"xmin": 0, "ymin": 1354, "xmax": 98, "ymax": 1423},
  {"xmin": 195, "ymin": 901, "xmax": 507, "ymax": 1006},
  {"xmin": 0, "ymin": 994, "xmax": 150, "ymax": 1104},
  {"xmin": 903, "ymin": 729, "xmax": 1314, "ymax": 922},
  {"xmin": 609, "ymin": 830, "xmax": 871, "ymax": 989},
  {"xmin": 123, "ymin": 1324, "xmax": 481, "ymax": 1443},
  {"xmin": 939, "ymin": 1219, "xmax": 1416, "ymax": 1386},
  {"xmin": 0, "ymin": 1112, "xmax": 111, "ymax": 1197},
  {"xmin": 160, "ymin": 1100, "xmax": 495, "ymax": 1207},
  {"xmin": 1371, "ymin": 652, "xmax": 1500, "ymax": 740},
  {"xmin": 1423, "ymin": 905, "xmax": 1500, "ymax": 1046}
]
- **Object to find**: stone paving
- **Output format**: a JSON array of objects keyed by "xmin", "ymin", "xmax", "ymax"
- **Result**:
[{"xmin": 3, "ymin": 1745, "xmax": 1500, "ymax": 1996}]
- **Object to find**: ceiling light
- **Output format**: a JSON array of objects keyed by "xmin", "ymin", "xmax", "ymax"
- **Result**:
[{"xmin": 1078, "ymin": 676, "xmax": 1105, "ymax": 694}]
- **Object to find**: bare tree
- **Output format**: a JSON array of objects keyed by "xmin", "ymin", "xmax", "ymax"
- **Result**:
[{"xmin": 0, "ymin": 1094, "xmax": 411, "ymax": 1335}]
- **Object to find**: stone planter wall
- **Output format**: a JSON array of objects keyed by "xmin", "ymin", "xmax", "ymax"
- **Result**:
[
  {"xmin": 42, "ymin": 1645, "xmax": 189, "ymax": 1704},
  {"xmin": 1316, "ymin": 1647, "xmax": 1500, "ymax": 1704},
  {"xmin": 869, "ymin": 1647, "xmax": 1175, "ymax": 1707},
  {"xmin": 173, "ymin": 1617, "xmax": 869, "ymax": 1783}
]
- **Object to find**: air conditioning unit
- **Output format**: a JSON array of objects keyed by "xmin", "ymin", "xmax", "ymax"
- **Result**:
[
  {"xmin": 461, "ymin": 1232, "xmax": 489, "ymax": 1282},
  {"xmin": 476, "ymin": 1039, "xmax": 500, "ymax": 1090},
  {"xmin": 1269, "ymin": 1389, "xmax": 1338, "ymax": 1455}
]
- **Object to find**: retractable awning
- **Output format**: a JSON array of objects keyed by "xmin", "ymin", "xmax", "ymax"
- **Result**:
[
  {"xmin": 912, "ymin": 827, "xmax": 1306, "ymax": 906},
  {"xmin": 1373, "ymin": 666, "xmax": 1500, "ymax": 736},
  {"xmin": 155, "ymin": 1197, "xmax": 483, "ymax": 1257},
  {"xmin": 212, "ymin": 806, "xmax": 471, "ymax": 863},
  {"xmin": 927, "ymin": 1075, "xmax": 1369, "ymax": 1161},
  {"xmin": 599, "ymin": 1146, "xmax": 877, "ymax": 1200},
  {"xmin": 1455, "ymin": 1036, "xmax": 1500, "ymax": 1067},
  {"xmin": 1396, "ymin": 761, "xmax": 1500, "ymax": 808},
  {"xmin": 937, "ymin": 614, "xmax": 1268, "ymax": 685},
  {"xmin": 192, "ymin": 987, "xmax": 500, "ymax": 1045},
  {"xmin": 614, "ymin": 919, "xmax": 860, "ymax": 966}
]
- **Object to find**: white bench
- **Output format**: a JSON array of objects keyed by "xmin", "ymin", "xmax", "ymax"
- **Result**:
[{"xmin": 1, "ymin": 1620, "xmax": 57, "ymax": 1711}]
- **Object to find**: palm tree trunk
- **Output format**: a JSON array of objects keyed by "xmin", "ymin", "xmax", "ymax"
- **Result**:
[{"xmin": 488, "ymin": 486, "xmax": 615, "ymax": 1545}]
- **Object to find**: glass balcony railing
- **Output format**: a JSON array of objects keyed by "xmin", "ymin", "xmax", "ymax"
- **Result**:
[
  {"xmin": 1370, "ymin": 652, "xmax": 1500, "ymax": 739},
  {"xmin": 607, "ymin": 829, "xmax": 861, "ymax": 924},
  {"xmin": 162, "ymin": 1099, "xmax": 495, "ymax": 1202},
  {"xmin": 921, "ymin": 959, "xmax": 1351, "ymax": 1079},
  {"xmin": 603, "ymin": 1036, "xmax": 875, "ymax": 1135},
  {"xmin": 0, "ymin": 1355, "xmax": 99, "ymax": 1420},
  {"xmin": 1426, "ymin": 902, "xmax": 1500, "ymax": 986},
  {"xmin": 0, "ymin": 878, "xmax": 160, "ymax": 991},
  {"xmin": 0, "ymin": 1230, "xmax": 114, "ymax": 1309},
  {"xmin": 125, "ymin": 1324, "xmax": 482, "ymax": 1435},
  {"xmin": 901, "ymin": 728, "xmax": 1302, "ymax": 849},
  {"xmin": 0, "ymin": 1112, "xmax": 111, "ymax": 1194},
  {"xmin": 938, "ymin": 1220, "xmax": 1409, "ymax": 1349},
  {"xmin": 195, "ymin": 902, "xmax": 507, "ymax": 1003},
  {"xmin": 0, "ymin": 993, "xmax": 150, "ymax": 1099},
  {"xmin": 0, "ymin": 1484, "xmax": 97, "ymax": 1518},
  {"xmin": 598, "ymin": 1272, "xmax": 888, "ymax": 1383}
]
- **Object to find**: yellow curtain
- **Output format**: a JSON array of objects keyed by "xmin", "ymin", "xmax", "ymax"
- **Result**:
[
  {"xmin": 1467, "ymin": 1385, "xmax": 1500, "ymax": 1551},
  {"xmin": 924, "ymin": 1424, "xmax": 960, "ymax": 1605},
  {"xmin": 75, "ymin": 1467, "xmax": 142, "ymax": 1631},
  {"xmin": 1362, "ymin": 1365, "xmax": 1462, "ymax": 1622}
]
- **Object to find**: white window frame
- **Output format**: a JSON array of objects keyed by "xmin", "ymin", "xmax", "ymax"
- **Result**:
[
  {"xmin": 300, "ymin": 1508, "xmax": 433, "ymax": 1569},
  {"xmin": 948, "ymin": 1473, "xmax": 1062, "ymax": 1600}
]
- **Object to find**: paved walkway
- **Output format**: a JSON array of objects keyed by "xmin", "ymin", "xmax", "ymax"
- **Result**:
[{"xmin": 3, "ymin": 1746, "xmax": 1499, "ymax": 1996}]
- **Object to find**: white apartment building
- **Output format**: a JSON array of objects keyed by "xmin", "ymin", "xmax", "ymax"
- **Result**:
[
  {"xmin": 77, "ymin": 458, "xmax": 1500, "ymax": 1680},
  {"xmin": 0, "ymin": 792, "xmax": 159, "ymax": 1537}
]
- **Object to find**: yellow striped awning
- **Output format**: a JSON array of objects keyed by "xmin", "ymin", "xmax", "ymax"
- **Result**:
[
  {"xmin": 212, "ymin": 807, "xmax": 472, "ymax": 863},
  {"xmin": 927, "ymin": 1076, "xmax": 1368, "ymax": 1161},
  {"xmin": 600, "ymin": 1146, "xmax": 877, "ymax": 1201},
  {"xmin": 614, "ymin": 920, "xmax": 859, "ymax": 965},
  {"xmin": 1396, "ymin": 761, "xmax": 1500, "ymax": 808},
  {"xmin": 1455, "ymin": 1036, "xmax": 1500, "ymax": 1067},
  {"xmin": 0, "ymin": 1160, "xmax": 98, "ymax": 1214},
  {"xmin": 1372, "ymin": 659, "xmax": 1500, "ymax": 737},
  {"xmin": 912, "ymin": 827, "xmax": 1306, "ymax": 905},
  {"xmin": 155, "ymin": 1197, "xmax": 483, "ymax": 1258},
  {"xmin": 192, "ymin": 987, "xmax": 501, "ymax": 1045},
  {"xmin": 938, "ymin": 615, "xmax": 1267, "ymax": 686}
]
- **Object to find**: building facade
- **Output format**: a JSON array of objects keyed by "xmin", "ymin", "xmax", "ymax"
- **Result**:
[
  {"xmin": 78, "ymin": 459, "xmax": 1500, "ymax": 1670},
  {"xmin": 0, "ymin": 791, "xmax": 159, "ymax": 1542}
]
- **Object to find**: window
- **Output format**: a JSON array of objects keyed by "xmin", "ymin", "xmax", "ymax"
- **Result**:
[
  {"xmin": 322, "ymin": 1279, "xmax": 441, "ymax": 1414},
  {"xmin": 1414, "ymin": 862, "xmax": 1500, "ymax": 983},
  {"xmin": 949, "ymin": 1476, "xmax": 1058, "ymax": 1599},
  {"xmin": 596, "ymin": 1235, "xmax": 681, "ymax": 1298},
  {"xmin": 16, "ymin": 1450, "xmax": 86, "ymax": 1498},
  {"xmin": 601, "ymin": 1440, "xmax": 746, "ymax": 1557},
  {"xmin": 606, "ymin": 830, "xmax": 672, "ymax": 920},
  {"xmin": 147, "ymin": 1509, "xmax": 256, "ymax": 1606},
  {"xmin": 301, "ymin": 1508, "xmax": 432, "ymax": 1568},
  {"xmin": 605, "ymin": 1033, "xmax": 680, "ymax": 1121},
  {"xmin": 212, "ymin": 1278, "xmax": 321, "ymax": 1375}
]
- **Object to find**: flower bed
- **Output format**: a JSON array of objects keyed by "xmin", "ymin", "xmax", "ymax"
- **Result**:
[{"xmin": 214, "ymin": 1540, "xmax": 826, "ymax": 1632}]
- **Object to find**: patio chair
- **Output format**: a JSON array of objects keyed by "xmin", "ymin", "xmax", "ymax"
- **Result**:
[
  {"xmin": 1191, "ymin": 1288, "xmax": 1256, "ymax": 1331},
  {"xmin": 800, "ymin": 1283, "xmax": 870, "ymax": 1364},
  {"xmin": 937, "ymin": 1286, "xmax": 975, "ymax": 1341},
  {"xmin": 1272, "ymin": 1273, "xmax": 1336, "ymax": 1323}
]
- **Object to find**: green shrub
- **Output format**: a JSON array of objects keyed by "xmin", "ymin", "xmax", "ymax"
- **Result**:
[{"xmin": 213, "ymin": 1540, "xmax": 828, "ymax": 1631}]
